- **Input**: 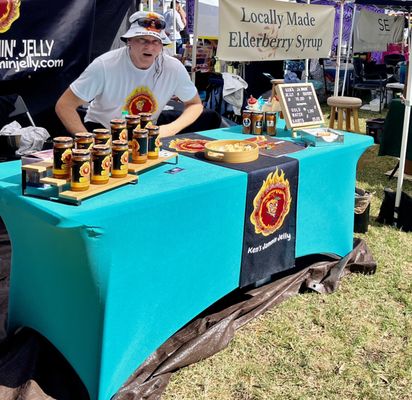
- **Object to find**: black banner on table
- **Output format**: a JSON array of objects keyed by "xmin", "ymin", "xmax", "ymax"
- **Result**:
[{"xmin": 162, "ymin": 133, "xmax": 299, "ymax": 288}]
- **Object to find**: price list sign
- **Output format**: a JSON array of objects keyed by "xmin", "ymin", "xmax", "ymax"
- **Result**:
[{"xmin": 276, "ymin": 83, "xmax": 324, "ymax": 130}]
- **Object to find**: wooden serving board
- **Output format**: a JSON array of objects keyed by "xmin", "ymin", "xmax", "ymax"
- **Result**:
[
  {"xmin": 128, "ymin": 150, "xmax": 178, "ymax": 173},
  {"xmin": 59, "ymin": 175, "xmax": 138, "ymax": 202},
  {"xmin": 22, "ymin": 150, "xmax": 178, "ymax": 205}
]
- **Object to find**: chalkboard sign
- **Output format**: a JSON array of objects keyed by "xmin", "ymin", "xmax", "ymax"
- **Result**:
[{"xmin": 276, "ymin": 83, "xmax": 324, "ymax": 130}]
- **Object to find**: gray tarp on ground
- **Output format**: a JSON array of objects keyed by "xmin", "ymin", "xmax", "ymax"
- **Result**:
[{"xmin": 0, "ymin": 221, "xmax": 376, "ymax": 400}]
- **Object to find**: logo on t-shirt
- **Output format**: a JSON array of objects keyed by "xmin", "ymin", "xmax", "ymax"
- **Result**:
[{"xmin": 124, "ymin": 86, "xmax": 158, "ymax": 115}]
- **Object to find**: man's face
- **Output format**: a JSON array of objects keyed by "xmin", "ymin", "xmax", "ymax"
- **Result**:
[{"xmin": 128, "ymin": 36, "xmax": 162, "ymax": 69}]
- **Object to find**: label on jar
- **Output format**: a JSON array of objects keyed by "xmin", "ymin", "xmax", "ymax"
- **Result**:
[
  {"xmin": 112, "ymin": 150, "xmax": 129, "ymax": 177},
  {"xmin": 53, "ymin": 147, "xmax": 72, "ymax": 178},
  {"xmin": 92, "ymin": 153, "xmax": 111, "ymax": 183},
  {"xmin": 71, "ymin": 159, "xmax": 90, "ymax": 190},
  {"xmin": 112, "ymin": 127, "xmax": 127, "ymax": 141}
]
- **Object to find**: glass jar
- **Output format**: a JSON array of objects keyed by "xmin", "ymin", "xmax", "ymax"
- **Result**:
[
  {"xmin": 125, "ymin": 114, "xmax": 140, "ymax": 142},
  {"xmin": 265, "ymin": 112, "xmax": 277, "ymax": 136},
  {"xmin": 111, "ymin": 140, "xmax": 129, "ymax": 178},
  {"xmin": 93, "ymin": 128, "xmax": 111, "ymax": 146},
  {"xmin": 53, "ymin": 136, "xmax": 73, "ymax": 179},
  {"xmin": 252, "ymin": 111, "xmax": 264, "ymax": 135},
  {"xmin": 242, "ymin": 110, "xmax": 252, "ymax": 134},
  {"xmin": 139, "ymin": 112, "xmax": 153, "ymax": 130},
  {"xmin": 75, "ymin": 132, "xmax": 94, "ymax": 150},
  {"xmin": 110, "ymin": 119, "xmax": 127, "ymax": 141},
  {"xmin": 91, "ymin": 145, "xmax": 111, "ymax": 185},
  {"xmin": 147, "ymin": 125, "xmax": 161, "ymax": 160},
  {"xmin": 71, "ymin": 149, "xmax": 90, "ymax": 191},
  {"xmin": 132, "ymin": 128, "xmax": 148, "ymax": 164}
]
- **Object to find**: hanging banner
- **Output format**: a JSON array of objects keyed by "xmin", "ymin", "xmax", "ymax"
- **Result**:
[
  {"xmin": 354, "ymin": 10, "xmax": 404, "ymax": 52},
  {"xmin": 217, "ymin": 0, "xmax": 335, "ymax": 61},
  {"xmin": 0, "ymin": 0, "xmax": 132, "ymax": 132}
]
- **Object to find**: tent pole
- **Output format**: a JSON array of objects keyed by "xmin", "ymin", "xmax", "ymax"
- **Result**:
[
  {"xmin": 305, "ymin": 0, "xmax": 310, "ymax": 83},
  {"xmin": 342, "ymin": 3, "xmax": 356, "ymax": 96},
  {"xmin": 394, "ymin": 27, "xmax": 412, "ymax": 224},
  {"xmin": 191, "ymin": 0, "xmax": 199, "ymax": 84},
  {"xmin": 172, "ymin": 1, "xmax": 177, "ymax": 55},
  {"xmin": 334, "ymin": 0, "xmax": 344, "ymax": 96}
]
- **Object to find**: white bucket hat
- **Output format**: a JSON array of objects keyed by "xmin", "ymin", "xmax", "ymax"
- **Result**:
[{"xmin": 121, "ymin": 11, "xmax": 171, "ymax": 45}]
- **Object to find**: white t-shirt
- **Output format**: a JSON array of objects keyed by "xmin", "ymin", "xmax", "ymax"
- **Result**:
[
  {"xmin": 70, "ymin": 47, "xmax": 197, "ymax": 128},
  {"xmin": 164, "ymin": 9, "xmax": 184, "ymax": 41}
]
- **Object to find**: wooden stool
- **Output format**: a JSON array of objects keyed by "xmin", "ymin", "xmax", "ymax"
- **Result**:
[{"xmin": 327, "ymin": 96, "xmax": 362, "ymax": 132}]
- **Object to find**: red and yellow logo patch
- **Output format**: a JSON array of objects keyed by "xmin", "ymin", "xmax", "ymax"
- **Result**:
[
  {"xmin": 250, "ymin": 169, "xmax": 291, "ymax": 236},
  {"xmin": 124, "ymin": 87, "xmax": 157, "ymax": 115},
  {"xmin": 169, "ymin": 138, "xmax": 210, "ymax": 153},
  {"xmin": 0, "ymin": 0, "xmax": 20, "ymax": 33}
]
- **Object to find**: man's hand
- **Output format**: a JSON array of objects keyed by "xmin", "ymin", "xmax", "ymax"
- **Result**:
[{"xmin": 158, "ymin": 94, "xmax": 203, "ymax": 138}]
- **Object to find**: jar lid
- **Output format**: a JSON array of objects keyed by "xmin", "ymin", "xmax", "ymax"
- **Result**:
[
  {"xmin": 133, "ymin": 128, "xmax": 148, "ymax": 135},
  {"xmin": 54, "ymin": 136, "xmax": 73, "ymax": 144},
  {"xmin": 125, "ymin": 114, "xmax": 140, "ymax": 120},
  {"xmin": 110, "ymin": 119, "xmax": 126, "ymax": 125},
  {"xmin": 112, "ymin": 140, "xmax": 128, "ymax": 147},
  {"xmin": 140, "ymin": 112, "xmax": 152, "ymax": 118},
  {"xmin": 75, "ymin": 132, "xmax": 94, "ymax": 139},
  {"xmin": 252, "ymin": 111, "xmax": 264, "ymax": 114},
  {"xmin": 93, "ymin": 145, "xmax": 111, "ymax": 154},
  {"xmin": 265, "ymin": 111, "xmax": 276, "ymax": 115},
  {"xmin": 147, "ymin": 125, "xmax": 159, "ymax": 132},
  {"xmin": 72, "ymin": 149, "xmax": 90, "ymax": 156},
  {"xmin": 93, "ymin": 128, "xmax": 110, "ymax": 134}
]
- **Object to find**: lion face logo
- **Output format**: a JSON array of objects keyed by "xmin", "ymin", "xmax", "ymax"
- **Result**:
[
  {"xmin": 0, "ymin": 0, "xmax": 21, "ymax": 33},
  {"xmin": 250, "ymin": 169, "xmax": 292, "ymax": 236}
]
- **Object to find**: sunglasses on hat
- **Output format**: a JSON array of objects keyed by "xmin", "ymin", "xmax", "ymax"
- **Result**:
[{"xmin": 135, "ymin": 18, "xmax": 166, "ymax": 30}]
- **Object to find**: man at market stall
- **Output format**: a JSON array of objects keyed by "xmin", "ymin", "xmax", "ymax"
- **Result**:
[{"xmin": 55, "ymin": 10, "xmax": 203, "ymax": 138}]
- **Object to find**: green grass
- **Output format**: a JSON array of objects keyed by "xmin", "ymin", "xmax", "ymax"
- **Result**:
[{"xmin": 163, "ymin": 106, "xmax": 412, "ymax": 400}]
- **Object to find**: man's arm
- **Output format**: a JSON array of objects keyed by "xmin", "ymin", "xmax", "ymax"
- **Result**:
[
  {"xmin": 158, "ymin": 94, "xmax": 203, "ymax": 137},
  {"xmin": 55, "ymin": 88, "xmax": 88, "ymax": 135}
]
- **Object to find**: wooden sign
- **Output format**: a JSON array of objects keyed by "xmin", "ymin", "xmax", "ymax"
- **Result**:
[{"xmin": 276, "ymin": 83, "xmax": 324, "ymax": 130}]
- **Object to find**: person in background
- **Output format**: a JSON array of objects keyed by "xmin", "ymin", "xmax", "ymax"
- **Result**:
[
  {"xmin": 55, "ymin": 11, "xmax": 202, "ymax": 138},
  {"xmin": 164, "ymin": 0, "xmax": 185, "ymax": 54}
]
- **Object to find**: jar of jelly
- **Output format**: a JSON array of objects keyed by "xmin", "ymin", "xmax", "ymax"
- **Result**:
[
  {"xmin": 110, "ymin": 119, "xmax": 127, "ymax": 141},
  {"xmin": 252, "ymin": 111, "xmax": 264, "ymax": 135},
  {"xmin": 132, "ymin": 128, "xmax": 148, "ymax": 164},
  {"xmin": 265, "ymin": 112, "xmax": 277, "ymax": 136},
  {"xmin": 147, "ymin": 125, "xmax": 161, "ymax": 160},
  {"xmin": 71, "ymin": 149, "xmax": 90, "ymax": 191},
  {"xmin": 91, "ymin": 145, "xmax": 111, "ymax": 185},
  {"xmin": 111, "ymin": 140, "xmax": 129, "ymax": 178},
  {"xmin": 125, "ymin": 114, "xmax": 140, "ymax": 142},
  {"xmin": 53, "ymin": 136, "xmax": 73, "ymax": 179},
  {"xmin": 75, "ymin": 132, "xmax": 94, "ymax": 150},
  {"xmin": 93, "ymin": 128, "xmax": 111, "ymax": 146},
  {"xmin": 242, "ymin": 110, "xmax": 252, "ymax": 134},
  {"xmin": 139, "ymin": 112, "xmax": 153, "ymax": 130}
]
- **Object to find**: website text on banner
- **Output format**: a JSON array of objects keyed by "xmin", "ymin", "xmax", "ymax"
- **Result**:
[
  {"xmin": 217, "ymin": 0, "xmax": 335, "ymax": 62},
  {"xmin": 354, "ymin": 9, "xmax": 404, "ymax": 52}
]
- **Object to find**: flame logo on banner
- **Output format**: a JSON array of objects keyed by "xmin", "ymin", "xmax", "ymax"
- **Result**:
[
  {"xmin": 250, "ymin": 169, "xmax": 291, "ymax": 236},
  {"xmin": 124, "ymin": 87, "xmax": 158, "ymax": 116},
  {"xmin": 0, "ymin": 0, "xmax": 20, "ymax": 33},
  {"xmin": 169, "ymin": 138, "xmax": 210, "ymax": 153}
]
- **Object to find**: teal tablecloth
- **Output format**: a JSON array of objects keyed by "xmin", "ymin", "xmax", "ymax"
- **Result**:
[{"xmin": 0, "ymin": 126, "xmax": 372, "ymax": 400}]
